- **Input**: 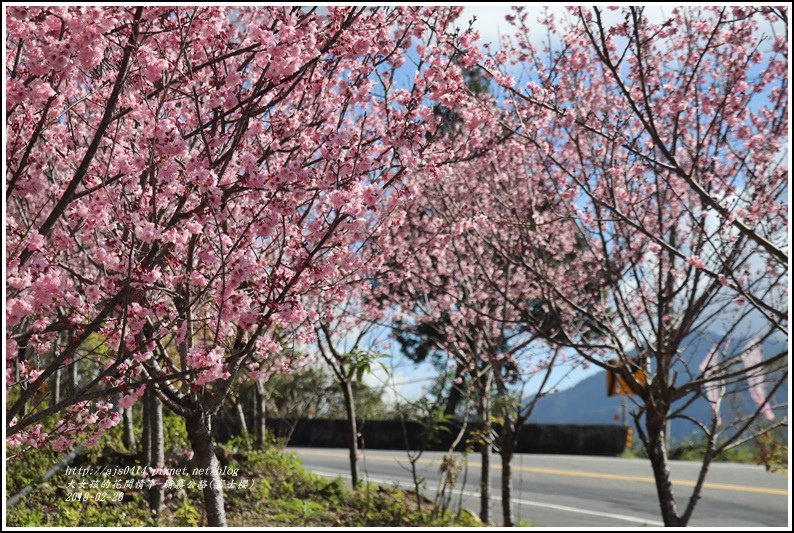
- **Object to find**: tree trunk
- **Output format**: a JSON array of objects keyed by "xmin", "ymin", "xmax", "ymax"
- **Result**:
[
  {"xmin": 500, "ymin": 428, "xmax": 515, "ymax": 527},
  {"xmin": 480, "ymin": 440, "xmax": 490, "ymax": 524},
  {"xmin": 235, "ymin": 399, "xmax": 249, "ymax": 439},
  {"xmin": 254, "ymin": 379, "xmax": 266, "ymax": 448},
  {"xmin": 478, "ymin": 390, "xmax": 492, "ymax": 524},
  {"xmin": 681, "ymin": 450, "xmax": 713, "ymax": 525},
  {"xmin": 50, "ymin": 335, "xmax": 62, "ymax": 407},
  {"xmin": 646, "ymin": 411, "xmax": 683, "ymax": 526},
  {"xmin": 53, "ymin": 367, "xmax": 61, "ymax": 406},
  {"xmin": 122, "ymin": 407, "xmax": 136, "ymax": 452},
  {"xmin": 444, "ymin": 362, "xmax": 465, "ymax": 417},
  {"xmin": 186, "ymin": 412, "xmax": 227, "ymax": 527},
  {"xmin": 69, "ymin": 359, "xmax": 78, "ymax": 395},
  {"xmin": 341, "ymin": 380, "xmax": 360, "ymax": 488},
  {"xmin": 500, "ymin": 451, "xmax": 513, "ymax": 527},
  {"xmin": 141, "ymin": 390, "xmax": 152, "ymax": 465},
  {"xmin": 148, "ymin": 394, "xmax": 164, "ymax": 514}
]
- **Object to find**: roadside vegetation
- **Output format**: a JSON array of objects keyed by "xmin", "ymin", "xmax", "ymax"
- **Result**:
[
  {"xmin": 621, "ymin": 428, "xmax": 788, "ymax": 472},
  {"xmin": 6, "ymin": 420, "xmax": 481, "ymax": 527}
]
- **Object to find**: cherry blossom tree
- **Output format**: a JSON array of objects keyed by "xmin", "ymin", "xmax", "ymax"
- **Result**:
[
  {"xmin": 379, "ymin": 186, "xmax": 578, "ymax": 526},
  {"xmin": 464, "ymin": 6, "xmax": 788, "ymax": 526},
  {"xmin": 314, "ymin": 289, "xmax": 385, "ymax": 489},
  {"xmin": 374, "ymin": 98, "xmax": 594, "ymax": 523},
  {"xmin": 6, "ymin": 6, "xmax": 472, "ymax": 525}
]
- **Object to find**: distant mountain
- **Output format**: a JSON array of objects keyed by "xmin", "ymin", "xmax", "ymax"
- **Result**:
[{"xmin": 529, "ymin": 335, "xmax": 788, "ymax": 442}]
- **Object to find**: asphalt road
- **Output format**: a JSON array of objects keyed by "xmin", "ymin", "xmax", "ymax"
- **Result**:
[{"xmin": 289, "ymin": 447, "xmax": 789, "ymax": 527}]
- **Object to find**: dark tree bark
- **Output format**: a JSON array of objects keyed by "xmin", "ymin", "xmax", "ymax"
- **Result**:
[
  {"xmin": 646, "ymin": 409, "xmax": 683, "ymax": 526},
  {"xmin": 341, "ymin": 380, "xmax": 360, "ymax": 488},
  {"xmin": 443, "ymin": 362, "xmax": 465, "ymax": 417},
  {"xmin": 500, "ymin": 425, "xmax": 516, "ymax": 527},
  {"xmin": 68, "ymin": 358, "xmax": 78, "ymax": 396},
  {"xmin": 478, "ymin": 387, "xmax": 492, "ymax": 524},
  {"xmin": 480, "ymin": 440, "xmax": 490, "ymax": 524},
  {"xmin": 186, "ymin": 412, "xmax": 227, "ymax": 527}
]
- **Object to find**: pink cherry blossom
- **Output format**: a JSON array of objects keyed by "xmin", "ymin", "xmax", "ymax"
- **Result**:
[{"xmin": 118, "ymin": 385, "xmax": 146, "ymax": 409}]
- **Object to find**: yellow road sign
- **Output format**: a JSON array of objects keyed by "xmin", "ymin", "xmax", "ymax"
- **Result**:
[{"xmin": 606, "ymin": 357, "xmax": 645, "ymax": 396}]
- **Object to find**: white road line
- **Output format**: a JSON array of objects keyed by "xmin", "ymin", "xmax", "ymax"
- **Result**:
[
  {"xmin": 309, "ymin": 469, "xmax": 665, "ymax": 527},
  {"xmin": 505, "ymin": 496, "xmax": 665, "ymax": 527}
]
